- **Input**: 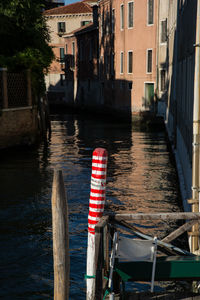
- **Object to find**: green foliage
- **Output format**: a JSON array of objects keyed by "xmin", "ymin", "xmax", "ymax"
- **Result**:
[{"xmin": 0, "ymin": 0, "xmax": 54, "ymax": 95}]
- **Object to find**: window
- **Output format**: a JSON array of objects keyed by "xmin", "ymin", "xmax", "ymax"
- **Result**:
[
  {"xmin": 120, "ymin": 52, "xmax": 124, "ymax": 74},
  {"xmin": 160, "ymin": 69, "xmax": 166, "ymax": 91},
  {"xmin": 81, "ymin": 20, "xmax": 91, "ymax": 27},
  {"xmin": 58, "ymin": 22, "xmax": 66, "ymax": 33},
  {"xmin": 161, "ymin": 19, "xmax": 167, "ymax": 43},
  {"xmin": 147, "ymin": 0, "xmax": 154, "ymax": 25},
  {"xmin": 128, "ymin": 2, "xmax": 134, "ymax": 28},
  {"xmin": 128, "ymin": 51, "xmax": 133, "ymax": 73},
  {"xmin": 120, "ymin": 4, "xmax": 124, "ymax": 30},
  {"xmin": 111, "ymin": 9, "xmax": 115, "ymax": 33},
  {"xmin": 72, "ymin": 42, "xmax": 75, "ymax": 68},
  {"xmin": 147, "ymin": 49, "xmax": 152, "ymax": 73},
  {"xmin": 60, "ymin": 48, "xmax": 65, "ymax": 63}
]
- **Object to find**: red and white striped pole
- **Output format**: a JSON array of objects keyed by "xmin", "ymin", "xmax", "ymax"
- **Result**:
[{"xmin": 86, "ymin": 148, "xmax": 108, "ymax": 300}]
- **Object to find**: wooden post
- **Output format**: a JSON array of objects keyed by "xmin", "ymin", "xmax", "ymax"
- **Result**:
[
  {"xmin": 86, "ymin": 148, "xmax": 108, "ymax": 300},
  {"xmin": 26, "ymin": 69, "xmax": 32, "ymax": 106},
  {"xmin": 95, "ymin": 216, "xmax": 109, "ymax": 299},
  {"xmin": 51, "ymin": 169, "xmax": 70, "ymax": 300},
  {"xmin": 0, "ymin": 68, "xmax": 8, "ymax": 109}
]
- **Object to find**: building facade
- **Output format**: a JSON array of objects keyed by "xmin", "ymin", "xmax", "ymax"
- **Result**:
[
  {"xmin": 64, "ymin": 9, "xmax": 99, "ymax": 109},
  {"xmin": 162, "ymin": 0, "xmax": 198, "ymax": 212},
  {"xmin": 43, "ymin": 1, "xmax": 94, "ymax": 104},
  {"xmin": 98, "ymin": 0, "xmax": 158, "ymax": 116}
]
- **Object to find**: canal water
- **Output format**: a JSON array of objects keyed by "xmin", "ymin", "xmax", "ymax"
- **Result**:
[{"xmin": 0, "ymin": 113, "xmax": 184, "ymax": 299}]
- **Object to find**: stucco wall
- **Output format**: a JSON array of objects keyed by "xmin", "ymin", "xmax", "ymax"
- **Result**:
[{"xmin": 0, "ymin": 107, "xmax": 39, "ymax": 149}]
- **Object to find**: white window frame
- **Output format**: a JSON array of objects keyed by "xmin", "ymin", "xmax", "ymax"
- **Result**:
[
  {"xmin": 128, "ymin": 1, "xmax": 134, "ymax": 29},
  {"xmin": 147, "ymin": 0, "xmax": 154, "ymax": 26},
  {"xmin": 146, "ymin": 49, "xmax": 153, "ymax": 74},
  {"xmin": 120, "ymin": 4, "xmax": 124, "ymax": 30},
  {"xmin": 127, "ymin": 50, "xmax": 133, "ymax": 74},
  {"xmin": 120, "ymin": 51, "xmax": 124, "ymax": 74}
]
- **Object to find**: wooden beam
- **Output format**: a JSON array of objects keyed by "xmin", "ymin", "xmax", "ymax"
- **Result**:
[
  {"xmin": 112, "ymin": 212, "xmax": 200, "ymax": 221},
  {"xmin": 51, "ymin": 169, "xmax": 70, "ymax": 300},
  {"xmin": 162, "ymin": 219, "xmax": 200, "ymax": 244}
]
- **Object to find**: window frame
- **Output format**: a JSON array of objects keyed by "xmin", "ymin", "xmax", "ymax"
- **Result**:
[
  {"xmin": 128, "ymin": 1, "xmax": 134, "ymax": 29},
  {"xmin": 146, "ymin": 49, "xmax": 153, "ymax": 74},
  {"xmin": 120, "ymin": 51, "xmax": 124, "ymax": 74},
  {"xmin": 57, "ymin": 22, "xmax": 66, "ymax": 33},
  {"xmin": 147, "ymin": 0, "xmax": 154, "ymax": 26},
  {"xmin": 161, "ymin": 19, "xmax": 167, "ymax": 43},
  {"xmin": 120, "ymin": 4, "xmax": 124, "ymax": 30},
  {"xmin": 127, "ymin": 50, "xmax": 133, "ymax": 74},
  {"xmin": 59, "ymin": 47, "xmax": 65, "ymax": 63},
  {"xmin": 160, "ymin": 69, "xmax": 166, "ymax": 92}
]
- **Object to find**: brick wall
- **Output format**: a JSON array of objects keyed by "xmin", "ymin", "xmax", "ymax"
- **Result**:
[{"xmin": 0, "ymin": 107, "xmax": 39, "ymax": 149}]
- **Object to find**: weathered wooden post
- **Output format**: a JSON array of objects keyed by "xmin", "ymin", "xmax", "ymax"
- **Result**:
[
  {"xmin": 51, "ymin": 169, "xmax": 70, "ymax": 300},
  {"xmin": 26, "ymin": 69, "xmax": 32, "ymax": 106},
  {"xmin": 86, "ymin": 148, "xmax": 108, "ymax": 300},
  {"xmin": 0, "ymin": 68, "xmax": 8, "ymax": 109}
]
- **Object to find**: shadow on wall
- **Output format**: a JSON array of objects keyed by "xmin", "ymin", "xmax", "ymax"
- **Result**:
[
  {"xmin": 164, "ymin": 0, "xmax": 196, "ymax": 162},
  {"xmin": 47, "ymin": 54, "xmax": 75, "ymax": 110}
]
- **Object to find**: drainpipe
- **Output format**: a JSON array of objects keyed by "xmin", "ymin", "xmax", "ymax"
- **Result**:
[
  {"xmin": 192, "ymin": 0, "xmax": 200, "ymax": 253},
  {"xmin": 155, "ymin": 0, "xmax": 160, "ymax": 102}
]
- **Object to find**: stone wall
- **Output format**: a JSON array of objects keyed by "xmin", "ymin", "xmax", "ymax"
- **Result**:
[{"xmin": 0, "ymin": 106, "xmax": 39, "ymax": 149}]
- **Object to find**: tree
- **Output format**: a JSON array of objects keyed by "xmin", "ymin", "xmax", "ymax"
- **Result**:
[{"xmin": 0, "ymin": 0, "xmax": 54, "ymax": 95}]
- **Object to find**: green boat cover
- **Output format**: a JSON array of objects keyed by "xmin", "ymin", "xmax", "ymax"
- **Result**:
[{"xmin": 115, "ymin": 256, "xmax": 200, "ymax": 282}]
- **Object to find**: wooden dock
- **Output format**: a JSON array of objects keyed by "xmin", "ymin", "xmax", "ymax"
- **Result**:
[{"xmin": 92, "ymin": 213, "xmax": 200, "ymax": 300}]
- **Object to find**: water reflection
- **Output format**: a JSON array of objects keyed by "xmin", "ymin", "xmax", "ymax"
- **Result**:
[{"xmin": 0, "ymin": 113, "xmax": 182, "ymax": 299}]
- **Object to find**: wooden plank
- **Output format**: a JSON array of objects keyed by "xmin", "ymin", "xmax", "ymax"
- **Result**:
[
  {"xmin": 95, "ymin": 228, "xmax": 103, "ymax": 299},
  {"xmin": 188, "ymin": 198, "xmax": 199, "ymax": 204},
  {"xmin": 188, "ymin": 231, "xmax": 200, "ymax": 236},
  {"xmin": 112, "ymin": 212, "xmax": 200, "ymax": 221},
  {"xmin": 162, "ymin": 219, "xmax": 200, "ymax": 243},
  {"xmin": 51, "ymin": 169, "xmax": 69, "ymax": 300}
]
